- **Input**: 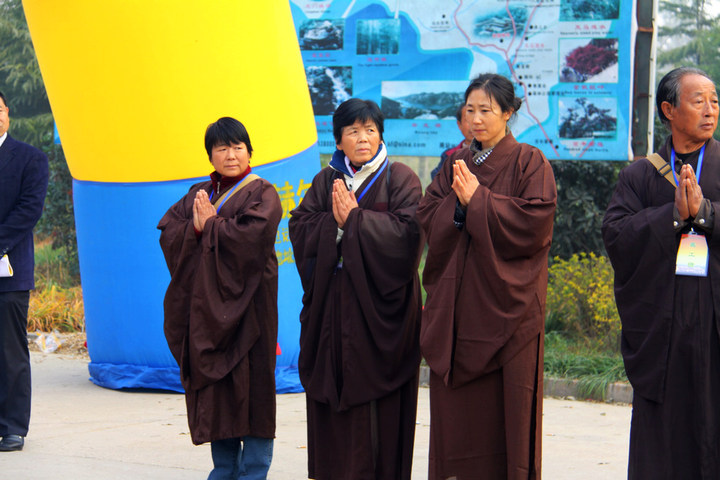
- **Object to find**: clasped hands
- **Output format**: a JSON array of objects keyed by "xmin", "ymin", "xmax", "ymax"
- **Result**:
[
  {"xmin": 452, "ymin": 159, "xmax": 479, "ymax": 208},
  {"xmin": 193, "ymin": 190, "xmax": 216, "ymax": 232},
  {"xmin": 332, "ymin": 179, "xmax": 358, "ymax": 229},
  {"xmin": 675, "ymin": 164, "xmax": 704, "ymax": 220}
]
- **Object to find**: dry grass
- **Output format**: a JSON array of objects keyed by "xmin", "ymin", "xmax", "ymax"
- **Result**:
[
  {"xmin": 25, "ymin": 241, "xmax": 88, "ymax": 358},
  {"xmin": 28, "ymin": 285, "xmax": 84, "ymax": 333}
]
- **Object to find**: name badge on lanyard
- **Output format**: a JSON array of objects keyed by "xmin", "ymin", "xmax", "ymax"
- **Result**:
[
  {"xmin": 672, "ymin": 144, "xmax": 708, "ymax": 276},
  {"xmin": 676, "ymin": 230, "xmax": 709, "ymax": 276}
]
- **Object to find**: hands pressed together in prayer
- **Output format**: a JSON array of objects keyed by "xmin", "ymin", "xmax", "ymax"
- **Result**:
[
  {"xmin": 332, "ymin": 179, "xmax": 358, "ymax": 229},
  {"xmin": 193, "ymin": 190, "xmax": 217, "ymax": 231},
  {"xmin": 675, "ymin": 164, "xmax": 704, "ymax": 220},
  {"xmin": 452, "ymin": 159, "xmax": 480, "ymax": 208}
]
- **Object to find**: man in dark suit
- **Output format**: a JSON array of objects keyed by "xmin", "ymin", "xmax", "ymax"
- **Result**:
[{"xmin": 0, "ymin": 90, "xmax": 49, "ymax": 452}]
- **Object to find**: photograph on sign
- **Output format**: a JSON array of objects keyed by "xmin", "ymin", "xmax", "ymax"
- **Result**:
[{"xmin": 291, "ymin": 0, "xmax": 636, "ymax": 160}]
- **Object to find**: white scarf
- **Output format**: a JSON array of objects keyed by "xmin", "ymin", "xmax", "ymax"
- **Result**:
[{"xmin": 342, "ymin": 142, "xmax": 387, "ymax": 193}]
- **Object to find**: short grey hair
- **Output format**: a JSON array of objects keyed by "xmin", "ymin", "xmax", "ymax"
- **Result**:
[{"xmin": 656, "ymin": 67, "xmax": 714, "ymax": 127}]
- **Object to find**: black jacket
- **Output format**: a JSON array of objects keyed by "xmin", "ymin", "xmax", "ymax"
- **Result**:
[{"xmin": 0, "ymin": 134, "xmax": 49, "ymax": 292}]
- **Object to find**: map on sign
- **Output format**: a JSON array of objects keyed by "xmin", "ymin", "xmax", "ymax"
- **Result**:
[{"xmin": 290, "ymin": 0, "xmax": 634, "ymax": 161}]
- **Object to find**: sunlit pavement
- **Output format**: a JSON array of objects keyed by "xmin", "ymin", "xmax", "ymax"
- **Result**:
[{"xmin": 0, "ymin": 353, "xmax": 630, "ymax": 479}]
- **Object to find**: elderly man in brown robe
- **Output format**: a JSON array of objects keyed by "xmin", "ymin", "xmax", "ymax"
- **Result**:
[
  {"xmin": 418, "ymin": 74, "xmax": 556, "ymax": 479},
  {"xmin": 289, "ymin": 98, "xmax": 423, "ymax": 480},
  {"xmin": 158, "ymin": 117, "xmax": 281, "ymax": 480},
  {"xmin": 603, "ymin": 67, "xmax": 720, "ymax": 479}
]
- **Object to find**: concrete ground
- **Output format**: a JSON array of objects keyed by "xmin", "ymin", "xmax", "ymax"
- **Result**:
[{"xmin": 1, "ymin": 353, "xmax": 631, "ymax": 479}]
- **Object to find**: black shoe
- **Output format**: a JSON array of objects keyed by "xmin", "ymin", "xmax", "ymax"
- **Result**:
[{"xmin": 0, "ymin": 435, "xmax": 24, "ymax": 451}]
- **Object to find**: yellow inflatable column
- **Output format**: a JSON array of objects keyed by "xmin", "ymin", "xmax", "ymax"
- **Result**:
[{"xmin": 23, "ymin": 0, "xmax": 319, "ymax": 391}]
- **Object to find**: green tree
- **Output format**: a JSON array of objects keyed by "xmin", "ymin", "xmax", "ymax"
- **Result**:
[
  {"xmin": 0, "ymin": 0, "xmax": 52, "ymax": 146},
  {"xmin": 549, "ymin": 160, "xmax": 621, "ymax": 259},
  {"xmin": 658, "ymin": 0, "xmax": 720, "ymax": 78},
  {"xmin": 0, "ymin": 0, "xmax": 79, "ymax": 281}
]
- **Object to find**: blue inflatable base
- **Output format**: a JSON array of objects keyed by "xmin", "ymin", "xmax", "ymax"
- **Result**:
[
  {"xmin": 89, "ymin": 361, "xmax": 184, "ymax": 392},
  {"xmin": 276, "ymin": 366, "xmax": 304, "ymax": 394},
  {"xmin": 74, "ymin": 145, "xmax": 321, "ymax": 394},
  {"xmin": 89, "ymin": 362, "xmax": 304, "ymax": 394}
]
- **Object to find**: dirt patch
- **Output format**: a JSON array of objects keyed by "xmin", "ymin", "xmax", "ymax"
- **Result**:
[{"xmin": 28, "ymin": 331, "xmax": 89, "ymax": 360}]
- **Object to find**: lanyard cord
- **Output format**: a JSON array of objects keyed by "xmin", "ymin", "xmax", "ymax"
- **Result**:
[
  {"xmin": 208, "ymin": 179, "xmax": 244, "ymax": 213},
  {"xmin": 356, "ymin": 158, "xmax": 389, "ymax": 202},
  {"xmin": 671, "ymin": 144, "xmax": 705, "ymax": 186}
]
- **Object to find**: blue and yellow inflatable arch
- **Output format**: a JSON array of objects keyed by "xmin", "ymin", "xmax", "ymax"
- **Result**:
[{"xmin": 23, "ymin": 0, "xmax": 317, "ymax": 392}]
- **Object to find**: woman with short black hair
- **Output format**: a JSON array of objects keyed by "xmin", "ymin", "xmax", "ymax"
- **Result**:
[
  {"xmin": 290, "ymin": 98, "xmax": 424, "ymax": 480},
  {"xmin": 159, "ymin": 117, "xmax": 281, "ymax": 480}
]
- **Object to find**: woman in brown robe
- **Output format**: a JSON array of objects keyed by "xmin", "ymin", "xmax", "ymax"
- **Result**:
[
  {"xmin": 417, "ymin": 74, "xmax": 557, "ymax": 480},
  {"xmin": 289, "ymin": 98, "xmax": 423, "ymax": 480},
  {"xmin": 158, "ymin": 117, "xmax": 282, "ymax": 479}
]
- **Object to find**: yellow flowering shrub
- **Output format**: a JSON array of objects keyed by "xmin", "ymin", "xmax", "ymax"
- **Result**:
[{"xmin": 546, "ymin": 252, "xmax": 620, "ymax": 351}]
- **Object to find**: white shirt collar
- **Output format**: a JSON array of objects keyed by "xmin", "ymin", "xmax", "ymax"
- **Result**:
[
  {"xmin": 342, "ymin": 143, "xmax": 387, "ymax": 192},
  {"xmin": 0, "ymin": 132, "xmax": 7, "ymax": 149}
]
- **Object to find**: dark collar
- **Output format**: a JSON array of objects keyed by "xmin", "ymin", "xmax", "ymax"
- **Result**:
[{"xmin": 210, "ymin": 165, "xmax": 252, "ymax": 196}]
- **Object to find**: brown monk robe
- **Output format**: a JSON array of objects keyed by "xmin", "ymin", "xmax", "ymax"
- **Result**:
[
  {"xmin": 603, "ymin": 68, "xmax": 720, "ymax": 479},
  {"xmin": 603, "ymin": 137, "xmax": 720, "ymax": 479},
  {"xmin": 289, "ymin": 154, "xmax": 423, "ymax": 480},
  {"xmin": 158, "ymin": 171, "xmax": 282, "ymax": 445},
  {"xmin": 418, "ymin": 134, "xmax": 556, "ymax": 479}
]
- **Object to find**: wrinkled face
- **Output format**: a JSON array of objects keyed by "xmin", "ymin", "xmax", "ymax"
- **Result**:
[
  {"xmin": 0, "ymin": 98, "xmax": 9, "ymax": 137},
  {"xmin": 465, "ymin": 88, "xmax": 511, "ymax": 149},
  {"xmin": 663, "ymin": 73, "xmax": 719, "ymax": 150},
  {"xmin": 210, "ymin": 141, "xmax": 250, "ymax": 177},
  {"xmin": 337, "ymin": 119, "xmax": 381, "ymax": 167}
]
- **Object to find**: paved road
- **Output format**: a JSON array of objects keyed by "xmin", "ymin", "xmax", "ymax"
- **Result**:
[{"xmin": 0, "ymin": 353, "xmax": 631, "ymax": 479}]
